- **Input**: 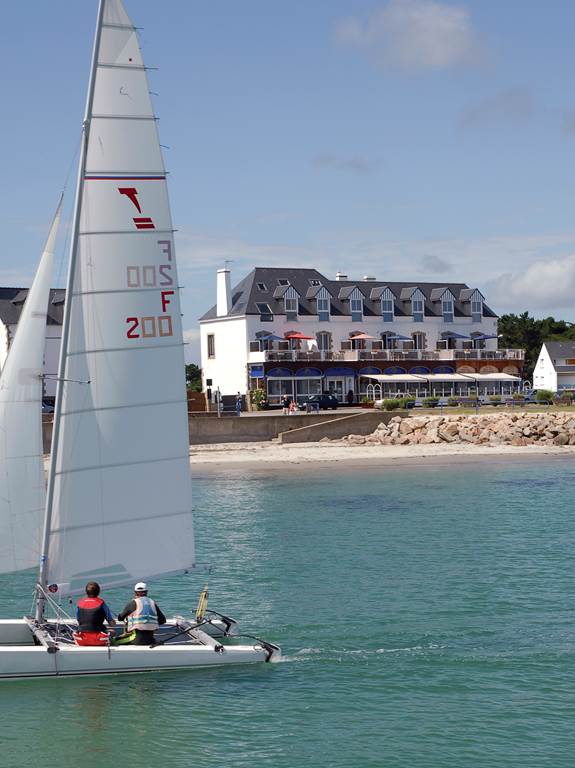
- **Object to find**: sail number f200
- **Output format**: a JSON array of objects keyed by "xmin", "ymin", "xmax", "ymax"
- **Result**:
[{"xmin": 126, "ymin": 315, "xmax": 173, "ymax": 338}]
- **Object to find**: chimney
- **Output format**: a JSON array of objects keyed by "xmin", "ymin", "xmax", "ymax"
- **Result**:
[
  {"xmin": 335, "ymin": 271, "xmax": 348, "ymax": 281},
  {"xmin": 363, "ymin": 275, "xmax": 376, "ymax": 281},
  {"xmin": 216, "ymin": 268, "xmax": 232, "ymax": 316}
]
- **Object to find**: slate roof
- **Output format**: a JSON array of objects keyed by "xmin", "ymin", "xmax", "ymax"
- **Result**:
[
  {"xmin": 0, "ymin": 287, "xmax": 64, "ymax": 327},
  {"xmin": 543, "ymin": 341, "xmax": 575, "ymax": 359},
  {"xmin": 199, "ymin": 268, "xmax": 498, "ymax": 321}
]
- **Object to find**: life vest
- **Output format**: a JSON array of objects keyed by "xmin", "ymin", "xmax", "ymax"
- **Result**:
[
  {"xmin": 127, "ymin": 597, "xmax": 159, "ymax": 632},
  {"xmin": 73, "ymin": 631, "xmax": 109, "ymax": 647},
  {"xmin": 77, "ymin": 597, "xmax": 107, "ymax": 633}
]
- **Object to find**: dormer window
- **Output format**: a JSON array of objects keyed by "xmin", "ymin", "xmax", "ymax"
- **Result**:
[
  {"xmin": 256, "ymin": 302, "xmax": 274, "ymax": 322},
  {"xmin": 442, "ymin": 296, "xmax": 454, "ymax": 323},
  {"xmin": 278, "ymin": 279, "xmax": 290, "ymax": 286},
  {"xmin": 309, "ymin": 279, "xmax": 321, "ymax": 286},
  {"xmin": 412, "ymin": 296, "xmax": 424, "ymax": 322},
  {"xmin": 285, "ymin": 296, "xmax": 298, "ymax": 321},
  {"xmin": 257, "ymin": 282, "xmax": 267, "ymax": 292},
  {"xmin": 317, "ymin": 297, "xmax": 330, "ymax": 322},
  {"xmin": 350, "ymin": 297, "xmax": 363, "ymax": 322},
  {"xmin": 381, "ymin": 288, "xmax": 394, "ymax": 322},
  {"xmin": 471, "ymin": 297, "xmax": 482, "ymax": 322}
]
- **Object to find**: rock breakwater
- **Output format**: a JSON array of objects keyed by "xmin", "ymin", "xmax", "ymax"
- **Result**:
[{"xmin": 341, "ymin": 412, "xmax": 575, "ymax": 447}]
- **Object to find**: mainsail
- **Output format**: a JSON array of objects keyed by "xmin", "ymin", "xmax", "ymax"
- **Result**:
[
  {"xmin": 0, "ymin": 202, "xmax": 61, "ymax": 574},
  {"xmin": 43, "ymin": 0, "xmax": 194, "ymax": 597}
]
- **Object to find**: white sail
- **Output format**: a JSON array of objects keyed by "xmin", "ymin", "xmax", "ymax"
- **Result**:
[
  {"xmin": 0, "ymin": 203, "xmax": 61, "ymax": 574},
  {"xmin": 44, "ymin": 0, "xmax": 195, "ymax": 596}
]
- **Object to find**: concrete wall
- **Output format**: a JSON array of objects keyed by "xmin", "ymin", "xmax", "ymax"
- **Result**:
[
  {"xmin": 277, "ymin": 411, "xmax": 407, "ymax": 443},
  {"xmin": 188, "ymin": 411, "xmax": 390, "ymax": 444},
  {"xmin": 42, "ymin": 410, "xmax": 406, "ymax": 450}
]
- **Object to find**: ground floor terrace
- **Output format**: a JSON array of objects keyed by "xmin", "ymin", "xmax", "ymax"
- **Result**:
[{"xmin": 248, "ymin": 359, "xmax": 524, "ymax": 405}]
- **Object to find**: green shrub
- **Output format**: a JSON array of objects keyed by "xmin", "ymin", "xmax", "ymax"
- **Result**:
[
  {"xmin": 249, "ymin": 388, "xmax": 267, "ymax": 410},
  {"xmin": 382, "ymin": 399, "xmax": 400, "ymax": 411},
  {"xmin": 489, "ymin": 396, "xmax": 501, "ymax": 404},
  {"xmin": 422, "ymin": 396, "xmax": 440, "ymax": 408},
  {"xmin": 447, "ymin": 397, "xmax": 459, "ymax": 407},
  {"xmin": 536, "ymin": 389, "xmax": 554, "ymax": 403},
  {"xmin": 398, "ymin": 396, "xmax": 416, "ymax": 409}
]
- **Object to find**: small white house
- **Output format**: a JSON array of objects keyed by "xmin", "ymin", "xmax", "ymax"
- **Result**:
[
  {"xmin": 0, "ymin": 287, "xmax": 63, "ymax": 398},
  {"xmin": 533, "ymin": 341, "xmax": 575, "ymax": 393}
]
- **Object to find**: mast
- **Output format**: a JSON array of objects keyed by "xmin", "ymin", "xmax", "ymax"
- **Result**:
[{"xmin": 35, "ymin": 0, "xmax": 106, "ymax": 622}]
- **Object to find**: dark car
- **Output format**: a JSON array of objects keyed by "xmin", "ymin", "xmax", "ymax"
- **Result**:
[
  {"xmin": 299, "ymin": 394, "xmax": 338, "ymax": 411},
  {"xmin": 42, "ymin": 400, "xmax": 55, "ymax": 414}
]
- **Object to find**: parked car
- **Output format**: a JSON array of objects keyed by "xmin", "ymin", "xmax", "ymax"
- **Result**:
[
  {"xmin": 298, "ymin": 394, "xmax": 338, "ymax": 411},
  {"xmin": 42, "ymin": 400, "xmax": 54, "ymax": 414}
]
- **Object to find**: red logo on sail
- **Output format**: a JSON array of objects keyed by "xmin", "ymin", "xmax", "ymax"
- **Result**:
[{"xmin": 118, "ymin": 187, "xmax": 155, "ymax": 229}]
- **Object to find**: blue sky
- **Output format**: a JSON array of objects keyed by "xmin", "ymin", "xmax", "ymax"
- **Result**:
[{"xmin": 2, "ymin": 0, "xmax": 575, "ymax": 362}]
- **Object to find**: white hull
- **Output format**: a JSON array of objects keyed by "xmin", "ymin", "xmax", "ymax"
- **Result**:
[{"xmin": 0, "ymin": 620, "xmax": 280, "ymax": 679}]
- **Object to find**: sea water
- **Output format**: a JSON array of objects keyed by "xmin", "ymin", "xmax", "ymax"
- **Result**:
[{"xmin": 2, "ymin": 456, "xmax": 575, "ymax": 768}]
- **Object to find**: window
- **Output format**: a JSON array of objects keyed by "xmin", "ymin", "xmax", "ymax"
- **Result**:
[
  {"xmin": 442, "ymin": 297, "xmax": 453, "ymax": 323},
  {"xmin": 412, "ymin": 332, "xmax": 425, "ymax": 350},
  {"xmin": 309, "ymin": 279, "xmax": 321, "ymax": 286},
  {"xmin": 256, "ymin": 302, "xmax": 274, "ymax": 322},
  {"xmin": 350, "ymin": 297, "xmax": 363, "ymax": 322},
  {"xmin": 471, "ymin": 298, "xmax": 482, "ymax": 322},
  {"xmin": 285, "ymin": 296, "xmax": 298, "ymax": 320},
  {"xmin": 317, "ymin": 296, "xmax": 330, "ymax": 322},
  {"xmin": 207, "ymin": 334, "xmax": 215, "ymax": 359},
  {"xmin": 412, "ymin": 298, "xmax": 424, "ymax": 322},
  {"xmin": 317, "ymin": 332, "xmax": 331, "ymax": 351},
  {"xmin": 257, "ymin": 282, "xmax": 267, "ymax": 292},
  {"xmin": 382, "ymin": 298, "xmax": 394, "ymax": 322},
  {"xmin": 277, "ymin": 279, "xmax": 290, "ymax": 286}
]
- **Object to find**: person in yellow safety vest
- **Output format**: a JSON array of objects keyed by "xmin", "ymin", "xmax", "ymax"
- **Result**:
[{"xmin": 117, "ymin": 582, "xmax": 167, "ymax": 645}]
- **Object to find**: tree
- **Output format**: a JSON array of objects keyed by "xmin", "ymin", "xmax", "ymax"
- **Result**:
[
  {"xmin": 185, "ymin": 363, "xmax": 202, "ymax": 392},
  {"xmin": 498, "ymin": 312, "xmax": 575, "ymax": 381}
]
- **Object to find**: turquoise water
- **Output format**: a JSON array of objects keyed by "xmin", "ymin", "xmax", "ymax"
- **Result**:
[{"xmin": 3, "ymin": 456, "xmax": 575, "ymax": 768}]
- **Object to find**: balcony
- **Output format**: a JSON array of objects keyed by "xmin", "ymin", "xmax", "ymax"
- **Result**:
[{"xmin": 248, "ymin": 348, "xmax": 525, "ymax": 363}]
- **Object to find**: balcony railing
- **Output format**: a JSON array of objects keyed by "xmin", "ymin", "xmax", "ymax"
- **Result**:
[{"xmin": 248, "ymin": 348, "xmax": 525, "ymax": 363}]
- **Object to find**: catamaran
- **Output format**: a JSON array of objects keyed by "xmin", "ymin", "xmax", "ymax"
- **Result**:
[{"xmin": 0, "ymin": 0, "xmax": 280, "ymax": 678}]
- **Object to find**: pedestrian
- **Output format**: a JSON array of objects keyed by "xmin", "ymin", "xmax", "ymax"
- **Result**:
[
  {"xmin": 281, "ymin": 394, "xmax": 291, "ymax": 415},
  {"xmin": 347, "ymin": 389, "xmax": 354, "ymax": 406},
  {"xmin": 235, "ymin": 392, "xmax": 242, "ymax": 416},
  {"xmin": 74, "ymin": 581, "xmax": 116, "ymax": 646},
  {"xmin": 289, "ymin": 400, "xmax": 297, "ymax": 415},
  {"xmin": 117, "ymin": 582, "xmax": 167, "ymax": 646}
]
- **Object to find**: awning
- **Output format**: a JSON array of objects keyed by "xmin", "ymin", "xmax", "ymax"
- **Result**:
[
  {"xmin": 349, "ymin": 332, "xmax": 377, "ymax": 340},
  {"xmin": 285, "ymin": 332, "xmax": 315, "ymax": 340},
  {"xmin": 255, "ymin": 332, "xmax": 284, "ymax": 341},
  {"xmin": 470, "ymin": 333, "xmax": 498, "ymax": 341},
  {"xmin": 364, "ymin": 374, "xmax": 427, "ymax": 383},
  {"xmin": 363, "ymin": 373, "xmax": 520, "ymax": 383},
  {"xmin": 465, "ymin": 373, "xmax": 521, "ymax": 381},
  {"xmin": 441, "ymin": 331, "xmax": 471, "ymax": 340},
  {"xmin": 324, "ymin": 367, "xmax": 356, "ymax": 377},
  {"xmin": 388, "ymin": 333, "xmax": 412, "ymax": 341}
]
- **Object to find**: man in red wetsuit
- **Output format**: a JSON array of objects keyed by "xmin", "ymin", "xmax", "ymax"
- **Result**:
[{"xmin": 74, "ymin": 581, "xmax": 116, "ymax": 646}]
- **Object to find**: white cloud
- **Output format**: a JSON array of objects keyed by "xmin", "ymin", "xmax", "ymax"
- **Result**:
[
  {"xmin": 484, "ymin": 253, "xmax": 575, "ymax": 313},
  {"xmin": 335, "ymin": 0, "xmax": 486, "ymax": 73}
]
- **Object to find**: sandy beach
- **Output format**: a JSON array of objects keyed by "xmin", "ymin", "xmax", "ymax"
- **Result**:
[{"xmin": 189, "ymin": 440, "xmax": 575, "ymax": 472}]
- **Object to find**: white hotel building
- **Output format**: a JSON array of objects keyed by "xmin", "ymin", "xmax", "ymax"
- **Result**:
[{"xmin": 199, "ymin": 268, "xmax": 524, "ymax": 404}]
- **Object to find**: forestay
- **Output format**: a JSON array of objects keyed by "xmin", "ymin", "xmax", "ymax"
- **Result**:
[
  {"xmin": 45, "ymin": 0, "xmax": 194, "ymax": 597},
  {"xmin": 0, "ymin": 204, "xmax": 61, "ymax": 574}
]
